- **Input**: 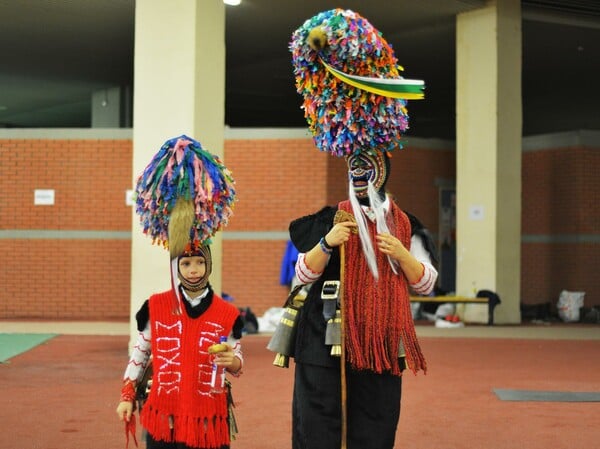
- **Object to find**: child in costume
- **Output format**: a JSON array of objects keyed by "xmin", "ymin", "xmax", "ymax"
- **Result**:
[
  {"xmin": 116, "ymin": 135, "xmax": 242, "ymax": 449},
  {"xmin": 287, "ymin": 10, "xmax": 437, "ymax": 449}
]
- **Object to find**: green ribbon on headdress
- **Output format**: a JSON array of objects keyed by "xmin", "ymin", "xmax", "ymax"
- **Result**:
[{"xmin": 321, "ymin": 58, "xmax": 425, "ymax": 100}]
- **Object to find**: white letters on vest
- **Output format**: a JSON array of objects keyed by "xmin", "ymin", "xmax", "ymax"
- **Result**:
[
  {"xmin": 198, "ymin": 321, "xmax": 226, "ymax": 396},
  {"xmin": 154, "ymin": 319, "xmax": 227, "ymax": 396},
  {"xmin": 155, "ymin": 321, "xmax": 182, "ymax": 395}
]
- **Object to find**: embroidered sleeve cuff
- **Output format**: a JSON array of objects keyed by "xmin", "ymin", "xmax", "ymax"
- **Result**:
[
  {"xmin": 295, "ymin": 253, "xmax": 324, "ymax": 284},
  {"xmin": 410, "ymin": 262, "xmax": 438, "ymax": 295},
  {"xmin": 120, "ymin": 379, "xmax": 136, "ymax": 402}
]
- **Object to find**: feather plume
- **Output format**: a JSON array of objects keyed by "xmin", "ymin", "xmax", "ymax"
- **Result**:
[{"xmin": 168, "ymin": 198, "xmax": 195, "ymax": 259}]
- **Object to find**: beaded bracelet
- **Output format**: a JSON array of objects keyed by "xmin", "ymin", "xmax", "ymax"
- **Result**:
[{"xmin": 319, "ymin": 237, "xmax": 333, "ymax": 254}]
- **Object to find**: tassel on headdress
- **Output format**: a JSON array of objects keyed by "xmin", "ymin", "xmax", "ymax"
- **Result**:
[{"xmin": 168, "ymin": 198, "xmax": 196, "ymax": 260}]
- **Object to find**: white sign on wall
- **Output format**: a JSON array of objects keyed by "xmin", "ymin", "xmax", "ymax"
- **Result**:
[
  {"xmin": 34, "ymin": 189, "xmax": 55, "ymax": 206},
  {"xmin": 125, "ymin": 189, "xmax": 134, "ymax": 206},
  {"xmin": 469, "ymin": 204, "xmax": 484, "ymax": 220}
]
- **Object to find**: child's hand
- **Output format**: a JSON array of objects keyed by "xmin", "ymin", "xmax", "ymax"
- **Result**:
[
  {"xmin": 208, "ymin": 342, "xmax": 229, "ymax": 354},
  {"xmin": 116, "ymin": 401, "xmax": 134, "ymax": 422},
  {"xmin": 212, "ymin": 345, "xmax": 241, "ymax": 373},
  {"xmin": 212, "ymin": 345, "xmax": 234, "ymax": 367}
]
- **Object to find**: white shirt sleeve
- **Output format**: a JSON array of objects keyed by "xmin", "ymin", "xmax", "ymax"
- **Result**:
[
  {"xmin": 123, "ymin": 322, "xmax": 152, "ymax": 383},
  {"xmin": 408, "ymin": 235, "xmax": 438, "ymax": 295},
  {"xmin": 227, "ymin": 334, "xmax": 244, "ymax": 376},
  {"xmin": 295, "ymin": 252, "xmax": 325, "ymax": 285}
]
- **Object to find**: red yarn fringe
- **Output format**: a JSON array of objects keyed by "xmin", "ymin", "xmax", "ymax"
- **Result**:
[
  {"xmin": 125, "ymin": 414, "xmax": 138, "ymax": 448},
  {"xmin": 339, "ymin": 200, "xmax": 426, "ymax": 375},
  {"xmin": 141, "ymin": 402, "xmax": 230, "ymax": 448}
]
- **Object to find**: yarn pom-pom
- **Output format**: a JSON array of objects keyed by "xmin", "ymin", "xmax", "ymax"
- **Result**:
[
  {"xmin": 134, "ymin": 135, "xmax": 236, "ymax": 248},
  {"xmin": 290, "ymin": 9, "xmax": 414, "ymax": 157}
]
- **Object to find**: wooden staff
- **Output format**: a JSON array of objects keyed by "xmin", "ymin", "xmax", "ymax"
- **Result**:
[
  {"xmin": 339, "ymin": 240, "xmax": 348, "ymax": 449},
  {"xmin": 333, "ymin": 209, "xmax": 355, "ymax": 449}
]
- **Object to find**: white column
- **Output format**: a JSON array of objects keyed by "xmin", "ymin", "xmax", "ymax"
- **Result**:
[
  {"xmin": 456, "ymin": 0, "xmax": 522, "ymax": 323},
  {"xmin": 130, "ymin": 0, "xmax": 226, "ymax": 342}
]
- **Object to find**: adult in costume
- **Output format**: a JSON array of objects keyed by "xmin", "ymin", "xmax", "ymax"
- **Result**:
[
  {"xmin": 288, "ymin": 10, "xmax": 437, "ymax": 449},
  {"xmin": 116, "ymin": 135, "xmax": 243, "ymax": 449}
]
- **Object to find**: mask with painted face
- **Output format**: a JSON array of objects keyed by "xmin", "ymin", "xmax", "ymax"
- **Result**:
[{"xmin": 346, "ymin": 151, "xmax": 390, "ymax": 203}]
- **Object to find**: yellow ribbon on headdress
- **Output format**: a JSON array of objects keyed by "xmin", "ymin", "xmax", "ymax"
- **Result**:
[{"xmin": 321, "ymin": 58, "xmax": 425, "ymax": 100}]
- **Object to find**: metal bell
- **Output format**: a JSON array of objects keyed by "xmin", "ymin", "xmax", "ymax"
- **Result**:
[
  {"xmin": 267, "ymin": 304, "xmax": 300, "ymax": 367},
  {"xmin": 272, "ymin": 352, "xmax": 290, "ymax": 368},
  {"xmin": 325, "ymin": 309, "xmax": 342, "ymax": 357}
]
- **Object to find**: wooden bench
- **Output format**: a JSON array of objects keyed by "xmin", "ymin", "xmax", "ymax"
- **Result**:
[{"xmin": 410, "ymin": 293, "xmax": 500, "ymax": 325}]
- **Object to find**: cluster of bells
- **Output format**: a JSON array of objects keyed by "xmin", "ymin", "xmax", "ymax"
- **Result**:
[{"xmin": 267, "ymin": 296, "xmax": 342, "ymax": 368}]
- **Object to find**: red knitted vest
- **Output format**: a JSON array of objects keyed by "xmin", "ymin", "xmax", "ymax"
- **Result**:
[
  {"xmin": 141, "ymin": 290, "xmax": 239, "ymax": 448},
  {"xmin": 339, "ymin": 200, "xmax": 426, "ymax": 376}
]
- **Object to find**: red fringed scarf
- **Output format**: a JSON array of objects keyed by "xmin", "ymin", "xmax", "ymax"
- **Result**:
[
  {"xmin": 339, "ymin": 200, "xmax": 426, "ymax": 376},
  {"xmin": 141, "ymin": 290, "xmax": 239, "ymax": 448}
]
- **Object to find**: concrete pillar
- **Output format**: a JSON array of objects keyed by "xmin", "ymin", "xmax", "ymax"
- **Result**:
[
  {"xmin": 456, "ymin": 0, "xmax": 522, "ymax": 323},
  {"xmin": 130, "ymin": 1, "xmax": 226, "ymax": 341}
]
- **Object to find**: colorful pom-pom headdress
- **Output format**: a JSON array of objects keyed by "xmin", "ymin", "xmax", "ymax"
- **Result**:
[
  {"xmin": 134, "ymin": 135, "xmax": 235, "ymax": 256},
  {"xmin": 134, "ymin": 135, "xmax": 236, "ymax": 312},
  {"xmin": 290, "ymin": 9, "xmax": 425, "ymax": 158}
]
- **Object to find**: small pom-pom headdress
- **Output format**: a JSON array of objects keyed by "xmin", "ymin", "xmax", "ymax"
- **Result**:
[
  {"xmin": 134, "ymin": 135, "xmax": 235, "ymax": 257},
  {"xmin": 134, "ymin": 135, "xmax": 236, "ymax": 313},
  {"xmin": 290, "ymin": 9, "xmax": 425, "ymax": 158}
]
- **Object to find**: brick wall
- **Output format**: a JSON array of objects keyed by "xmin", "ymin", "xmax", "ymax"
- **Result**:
[
  {"xmin": 221, "ymin": 137, "xmax": 329, "ymax": 314},
  {"xmin": 1, "ymin": 130, "xmax": 597, "ymax": 321},
  {"xmin": 224, "ymin": 138, "xmax": 328, "ymax": 231},
  {"xmin": 0, "ymin": 136, "xmax": 132, "ymax": 319},
  {"xmin": 521, "ymin": 145, "xmax": 599, "ymax": 307},
  {"xmin": 2, "ymin": 138, "xmax": 132, "ymax": 230},
  {"xmin": 1, "ymin": 239, "xmax": 130, "ymax": 319}
]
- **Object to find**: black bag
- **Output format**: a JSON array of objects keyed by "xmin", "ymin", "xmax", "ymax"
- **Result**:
[{"xmin": 238, "ymin": 307, "xmax": 259, "ymax": 334}]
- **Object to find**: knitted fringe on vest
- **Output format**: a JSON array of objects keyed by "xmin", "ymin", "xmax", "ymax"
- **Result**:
[
  {"xmin": 142, "ymin": 402, "xmax": 230, "ymax": 448},
  {"xmin": 339, "ymin": 200, "xmax": 427, "ymax": 375}
]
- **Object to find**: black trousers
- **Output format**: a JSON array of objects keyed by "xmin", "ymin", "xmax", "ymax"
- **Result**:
[{"xmin": 292, "ymin": 362, "xmax": 402, "ymax": 449}]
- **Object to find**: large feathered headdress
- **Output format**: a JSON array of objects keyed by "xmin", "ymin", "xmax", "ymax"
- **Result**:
[{"xmin": 290, "ymin": 9, "xmax": 425, "ymax": 157}]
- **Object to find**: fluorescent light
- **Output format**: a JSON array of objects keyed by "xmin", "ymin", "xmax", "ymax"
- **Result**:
[{"xmin": 223, "ymin": 0, "xmax": 241, "ymax": 5}]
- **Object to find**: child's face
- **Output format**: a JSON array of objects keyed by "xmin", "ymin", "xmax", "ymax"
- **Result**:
[{"xmin": 178, "ymin": 256, "xmax": 207, "ymax": 283}]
